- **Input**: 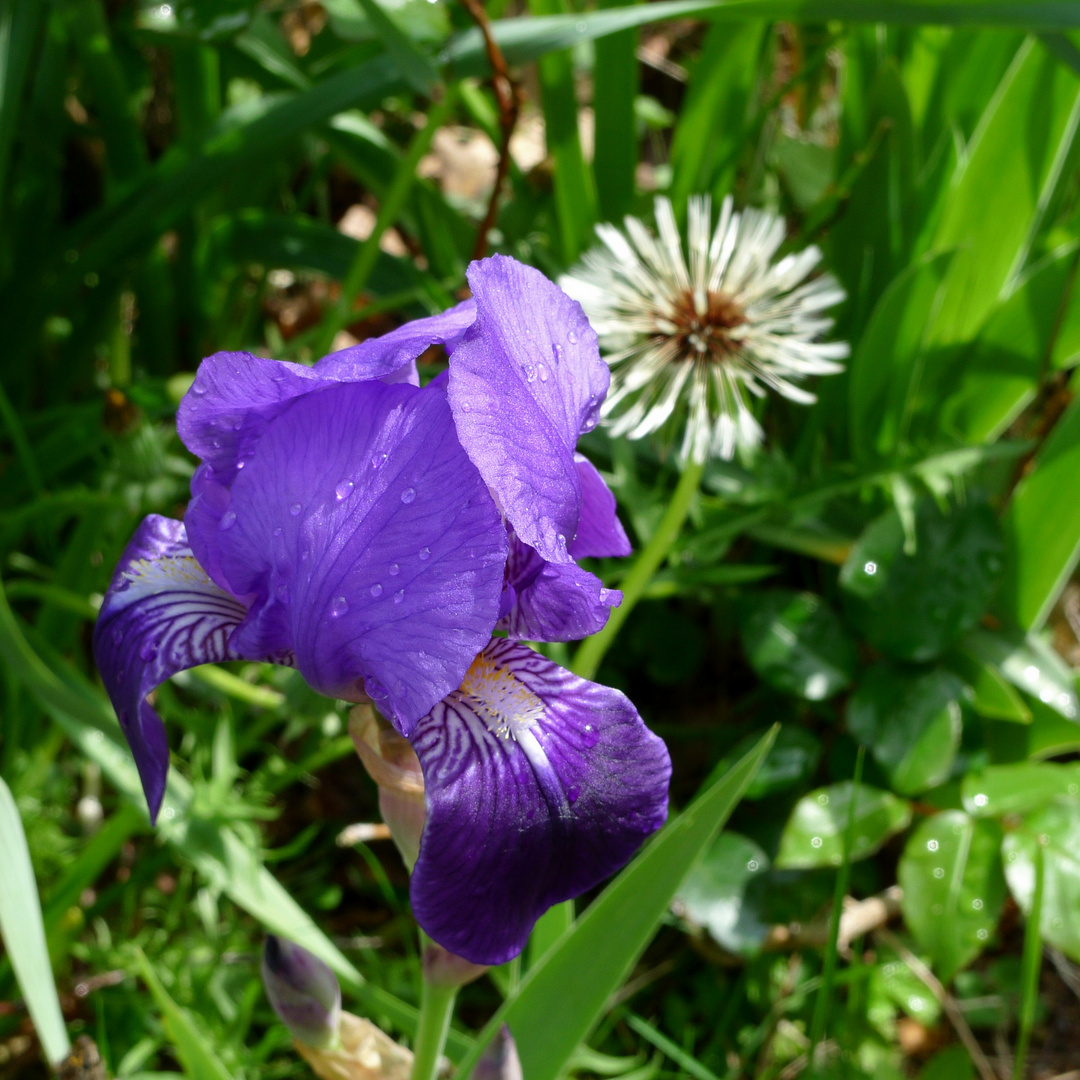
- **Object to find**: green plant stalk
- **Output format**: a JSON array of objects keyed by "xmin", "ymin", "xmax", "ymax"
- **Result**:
[
  {"xmin": 572, "ymin": 459, "xmax": 704, "ymax": 680},
  {"xmin": 410, "ymin": 978, "xmax": 458, "ymax": 1080},
  {"xmin": 808, "ymin": 746, "xmax": 865, "ymax": 1062},
  {"xmin": 313, "ymin": 88, "xmax": 457, "ymax": 357},
  {"xmin": 1014, "ymin": 843, "xmax": 1045, "ymax": 1080}
]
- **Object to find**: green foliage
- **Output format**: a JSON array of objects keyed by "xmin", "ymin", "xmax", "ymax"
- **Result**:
[{"xmin": 3, "ymin": 0, "xmax": 1080, "ymax": 1076}]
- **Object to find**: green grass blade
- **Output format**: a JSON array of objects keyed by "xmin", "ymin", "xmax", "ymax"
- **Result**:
[
  {"xmin": 457, "ymin": 726, "xmax": 778, "ymax": 1080},
  {"xmin": 355, "ymin": 0, "xmax": 440, "ymax": 96},
  {"xmin": 593, "ymin": 0, "xmax": 639, "ymax": 222},
  {"xmin": 134, "ymin": 948, "xmax": 233, "ymax": 1080},
  {"xmin": 1002, "ymin": 395, "xmax": 1080, "ymax": 629},
  {"xmin": 0, "ymin": 774, "xmax": 71, "ymax": 1067}
]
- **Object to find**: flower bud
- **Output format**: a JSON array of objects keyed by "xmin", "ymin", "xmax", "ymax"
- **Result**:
[
  {"xmin": 474, "ymin": 1025, "xmax": 523, "ymax": 1080},
  {"xmin": 295, "ymin": 1012, "xmax": 413, "ymax": 1080},
  {"xmin": 349, "ymin": 705, "xmax": 426, "ymax": 868},
  {"xmin": 422, "ymin": 941, "xmax": 488, "ymax": 989},
  {"xmin": 262, "ymin": 936, "xmax": 342, "ymax": 1049}
]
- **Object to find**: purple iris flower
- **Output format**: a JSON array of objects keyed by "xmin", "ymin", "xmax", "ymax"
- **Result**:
[{"xmin": 93, "ymin": 255, "xmax": 670, "ymax": 964}]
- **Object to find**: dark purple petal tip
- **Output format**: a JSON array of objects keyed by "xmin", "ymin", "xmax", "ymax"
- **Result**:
[
  {"xmin": 409, "ymin": 639, "xmax": 670, "ymax": 965},
  {"xmin": 262, "ymin": 936, "xmax": 341, "ymax": 1048},
  {"xmin": 92, "ymin": 515, "xmax": 248, "ymax": 821}
]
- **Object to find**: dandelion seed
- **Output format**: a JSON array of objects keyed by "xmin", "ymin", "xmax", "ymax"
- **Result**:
[{"xmin": 561, "ymin": 195, "xmax": 848, "ymax": 462}]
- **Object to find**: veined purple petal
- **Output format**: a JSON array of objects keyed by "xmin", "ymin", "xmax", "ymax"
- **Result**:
[
  {"xmin": 178, "ymin": 302, "xmax": 476, "ymax": 509},
  {"xmin": 213, "ymin": 379, "xmax": 506, "ymax": 733},
  {"xmin": 92, "ymin": 515, "xmax": 251, "ymax": 821},
  {"xmin": 448, "ymin": 256, "xmax": 610, "ymax": 564},
  {"xmin": 500, "ymin": 532, "xmax": 620, "ymax": 642},
  {"xmin": 315, "ymin": 298, "xmax": 476, "ymax": 381},
  {"xmin": 570, "ymin": 455, "xmax": 631, "ymax": 559},
  {"xmin": 409, "ymin": 639, "xmax": 670, "ymax": 965}
]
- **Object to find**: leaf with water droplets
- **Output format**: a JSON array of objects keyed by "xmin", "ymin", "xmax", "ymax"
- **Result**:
[
  {"xmin": 847, "ymin": 665, "xmax": 963, "ymax": 795},
  {"xmin": 674, "ymin": 831, "xmax": 770, "ymax": 956},
  {"xmin": 962, "ymin": 762, "xmax": 1080, "ymax": 819},
  {"xmin": 776, "ymin": 781, "xmax": 911, "ymax": 870},
  {"xmin": 898, "ymin": 811, "xmax": 1005, "ymax": 982},
  {"xmin": 840, "ymin": 497, "xmax": 1004, "ymax": 663},
  {"xmin": 739, "ymin": 590, "xmax": 856, "ymax": 701},
  {"xmin": 1003, "ymin": 798, "xmax": 1080, "ymax": 962}
]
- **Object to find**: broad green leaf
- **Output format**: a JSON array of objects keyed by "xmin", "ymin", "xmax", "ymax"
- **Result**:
[
  {"xmin": 0, "ymin": 775, "xmax": 70, "ymax": 1067},
  {"xmin": 941, "ymin": 245, "xmax": 1079, "ymax": 442},
  {"xmin": 945, "ymin": 644, "xmax": 1032, "ymax": 723},
  {"xmin": 846, "ymin": 250, "xmax": 950, "ymax": 462},
  {"xmin": 985, "ymin": 698, "xmax": 1080, "ymax": 762},
  {"xmin": 962, "ymin": 762, "xmax": 1080, "ymax": 817},
  {"xmin": 457, "ymin": 728, "xmax": 777, "ymax": 1080},
  {"xmin": 872, "ymin": 947, "xmax": 942, "ymax": 1026},
  {"xmin": 898, "ymin": 811, "xmax": 1005, "ymax": 980},
  {"xmin": 840, "ymin": 498, "xmax": 1004, "ymax": 662},
  {"xmin": 847, "ymin": 665, "xmax": 964, "ymax": 795},
  {"xmin": 134, "ymin": 949, "xmax": 232, "ymax": 1080},
  {"xmin": 719, "ymin": 724, "xmax": 823, "ymax": 800},
  {"xmin": 928, "ymin": 38, "xmax": 1080, "ymax": 345},
  {"xmin": 1001, "ymin": 395, "xmax": 1080, "ymax": 630},
  {"xmin": 739, "ymin": 590, "xmax": 857, "ymax": 701},
  {"xmin": 962, "ymin": 628, "xmax": 1078, "ymax": 719},
  {"xmin": 776, "ymin": 781, "xmax": 912, "ymax": 869},
  {"xmin": 674, "ymin": 832, "xmax": 770, "ymax": 956},
  {"xmin": 1003, "ymin": 798, "xmax": 1080, "ymax": 961}
]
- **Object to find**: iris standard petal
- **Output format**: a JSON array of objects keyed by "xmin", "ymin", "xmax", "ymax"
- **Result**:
[
  {"xmin": 570, "ymin": 455, "xmax": 632, "ymax": 559},
  {"xmin": 92, "ymin": 515, "xmax": 252, "ymax": 821},
  {"xmin": 500, "ymin": 532, "xmax": 620, "ymax": 642},
  {"xmin": 214, "ymin": 379, "xmax": 507, "ymax": 733},
  {"xmin": 315, "ymin": 298, "xmax": 477, "ymax": 381},
  {"xmin": 448, "ymin": 256, "xmax": 610, "ymax": 564},
  {"xmin": 409, "ymin": 639, "xmax": 670, "ymax": 965}
]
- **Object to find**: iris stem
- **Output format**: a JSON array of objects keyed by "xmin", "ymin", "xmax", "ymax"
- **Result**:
[
  {"xmin": 571, "ymin": 458, "xmax": 704, "ymax": 681},
  {"xmin": 410, "ymin": 978, "xmax": 458, "ymax": 1080}
]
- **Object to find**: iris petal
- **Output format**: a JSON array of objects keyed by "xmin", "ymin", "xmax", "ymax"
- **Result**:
[
  {"xmin": 92, "ymin": 515, "xmax": 254, "ymax": 821},
  {"xmin": 448, "ymin": 256, "xmax": 610, "ymax": 564},
  {"xmin": 213, "ymin": 379, "xmax": 507, "ymax": 733},
  {"xmin": 409, "ymin": 639, "xmax": 670, "ymax": 965},
  {"xmin": 500, "ymin": 532, "xmax": 620, "ymax": 642},
  {"xmin": 570, "ymin": 455, "xmax": 631, "ymax": 559}
]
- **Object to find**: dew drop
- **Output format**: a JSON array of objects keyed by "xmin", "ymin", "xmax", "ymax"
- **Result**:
[
  {"xmin": 290, "ymin": 503, "xmax": 302, "ymax": 516},
  {"xmin": 977, "ymin": 928, "xmax": 989, "ymax": 940},
  {"xmin": 401, "ymin": 487, "xmax": 416, "ymax": 505},
  {"xmin": 331, "ymin": 596, "xmax": 349, "ymax": 618},
  {"xmin": 366, "ymin": 676, "xmax": 389, "ymax": 700},
  {"xmin": 933, "ymin": 867, "xmax": 945, "ymax": 879},
  {"xmin": 461, "ymin": 401, "xmax": 471, "ymax": 412},
  {"xmin": 389, "ymin": 563, "xmax": 400, "ymax": 576},
  {"xmin": 811, "ymin": 836, "xmax": 823, "ymax": 848},
  {"xmin": 552, "ymin": 343, "xmax": 563, "ymax": 364},
  {"xmin": 538, "ymin": 363, "xmax": 549, "ymax": 382},
  {"xmin": 372, "ymin": 452, "xmax": 387, "ymax": 469},
  {"xmin": 220, "ymin": 510, "xmax": 237, "ymax": 530},
  {"xmin": 370, "ymin": 583, "xmax": 383, "ymax": 598},
  {"xmin": 972, "ymin": 898, "xmax": 984, "ymax": 910},
  {"xmin": 418, "ymin": 546, "xmax": 431, "ymax": 561},
  {"xmin": 567, "ymin": 330, "xmax": 578, "ymax": 344},
  {"xmin": 927, "ymin": 839, "xmax": 939, "ymax": 852},
  {"xmin": 335, "ymin": 479, "xmax": 354, "ymax": 501},
  {"xmin": 211, "ymin": 437, "xmax": 222, "ymax": 449},
  {"xmin": 394, "ymin": 589, "xmax": 404, "ymax": 604},
  {"xmin": 273, "ymin": 526, "xmax": 283, "ymax": 537},
  {"xmin": 191, "ymin": 383, "xmax": 207, "ymax": 396},
  {"xmin": 523, "ymin": 363, "xmax": 537, "ymax": 382}
]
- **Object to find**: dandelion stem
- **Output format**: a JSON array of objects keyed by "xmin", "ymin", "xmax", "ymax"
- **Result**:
[
  {"xmin": 410, "ymin": 977, "xmax": 458, "ymax": 1080},
  {"xmin": 571, "ymin": 459, "xmax": 704, "ymax": 681}
]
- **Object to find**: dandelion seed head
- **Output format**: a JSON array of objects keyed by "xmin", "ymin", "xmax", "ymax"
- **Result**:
[{"xmin": 560, "ymin": 195, "xmax": 848, "ymax": 462}]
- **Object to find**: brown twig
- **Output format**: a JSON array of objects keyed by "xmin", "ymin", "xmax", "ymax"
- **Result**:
[{"xmin": 458, "ymin": 0, "xmax": 522, "ymax": 261}]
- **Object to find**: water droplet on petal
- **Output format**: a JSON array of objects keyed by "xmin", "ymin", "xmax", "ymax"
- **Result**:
[
  {"xmin": 523, "ymin": 363, "xmax": 536, "ymax": 382},
  {"xmin": 567, "ymin": 330, "xmax": 578, "ymax": 344},
  {"xmin": 191, "ymin": 383, "xmax": 207, "ymax": 396},
  {"xmin": 370, "ymin": 583, "xmax": 383, "ymax": 598},
  {"xmin": 220, "ymin": 510, "xmax": 237, "ymax": 530},
  {"xmin": 552, "ymin": 344, "xmax": 563, "ymax": 364},
  {"xmin": 461, "ymin": 401, "xmax": 471, "ymax": 412},
  {"xmin": 372, "ymin": 452, "xmax": 387, "ymax": 469},
  {"xmin": 273, "ymin": 526, "xmax": 283, "ymax": 537},
  {"xmin": 418, "ymin": 547, "xmax": 430, "ymax": 561},
  {"xmin": 389, "ymin": 563, "xmax": 400, "ymax": 576},
  {"xmin": 290, "ymin": 503, "xmax": 302, "ymax": 516},
  {"xmin": 394, "ymin": 589, "xmax": 404, "ymax": 604},
  {"xmin": 331, "ymin": 596, "xmax": 349, "ymax": 618},
  {"xmin": 335, "ymin": 479, "xmax": 354, "ymax": 501},
  {"xmin": 401, "ymin": 487, "xmax": 416, "ymax": 505},
  {"xmin": 538, "ymin": 363, "xmax": 549, "ymax": 382},
  {"xmin": 366, "ymin": 677, "xmax": 388, "ymax": 700}
]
